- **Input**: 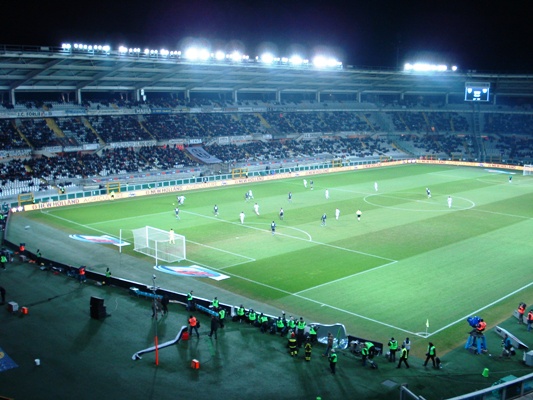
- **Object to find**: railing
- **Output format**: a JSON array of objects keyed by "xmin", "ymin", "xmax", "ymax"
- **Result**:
[{"xmin": 445, "ymin": 371, "xmax": 533, "ymax": 400}]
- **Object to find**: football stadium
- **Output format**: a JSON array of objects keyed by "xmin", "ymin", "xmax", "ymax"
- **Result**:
[{"xmin": 0, "ymin": 44, "xmax": 533, "ymax": 400}]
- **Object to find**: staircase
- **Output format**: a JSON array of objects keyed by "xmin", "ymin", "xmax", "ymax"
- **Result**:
[
  {"xmin": 255, "ymin": 112, "xmax": 271, "ymax": 128},
  {"xmin": 81, "ymin": 117, "xmax": 106, "ymax": 145},
  {"xmin": 12, "ymin": 120, "xmax": 33, "ymax": 149},
  {"xmin": 471, "ymin": 104, "xmax": 485, "ymax": 162},
  {"xmin": 45, "ymin": 118, "xmax": 65, "ymax": 138}
]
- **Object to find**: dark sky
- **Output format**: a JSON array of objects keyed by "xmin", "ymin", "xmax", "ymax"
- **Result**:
[{"xmin": 3, "ymin": 0, "xmax": 533, "ymax": 72}]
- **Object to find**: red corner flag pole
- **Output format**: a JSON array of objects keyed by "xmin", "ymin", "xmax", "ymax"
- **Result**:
[{"xmin": 155, "ymin": 335, "xmax": 159, "ymax": 366}]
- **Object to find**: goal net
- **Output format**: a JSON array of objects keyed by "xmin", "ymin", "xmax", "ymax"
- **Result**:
[
  {"xmin": 132, "ymin": 226, "xmax": 186, "ymax": 263},
  {"xmin": 523, "ymin": 165, "xmax": 533, "ymax": 176}
]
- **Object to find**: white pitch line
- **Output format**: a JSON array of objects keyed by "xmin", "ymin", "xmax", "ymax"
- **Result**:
[
  {"xmin": 41, "ymin": 210, "xmax": 253, "ymax": 267},
  {"xmin": 424, "ymin": 280, "xmax": 533, "ymax": 338},
  {"xmin": 186, "ymin": 239, "xmax": 255, "ymax": 263},
  {"xmin": 41, "ymin": 210, "xmax": 115, "ymax": 237},
  {"xmin": 182, "ymin": 256, "xmax": 418, "ymax": 335},
  {"xmin": 184, "ymin": 210, "xmax": 396, "ymax": 262},
  {"xmin": 295, "ymin": 260, "xmax": 398, "ymax": 295},
  {"xmin": 291, "ymin": 292, "xmax": 417, "ymax": 336}
]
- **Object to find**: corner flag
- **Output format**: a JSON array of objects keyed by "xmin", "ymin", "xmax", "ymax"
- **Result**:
[{"xmin": 426, "ymin": 319, "xmax": 429, "ymax": 328}]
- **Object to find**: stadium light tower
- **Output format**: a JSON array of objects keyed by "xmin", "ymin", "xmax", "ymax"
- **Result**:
[{"xmin": 260, "ymin": 52, "xmax": 275, "ymax": 64}]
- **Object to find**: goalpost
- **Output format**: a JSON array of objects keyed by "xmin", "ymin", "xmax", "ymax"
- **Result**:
[
  {"xmin": 132, "ymin": 226, "xmax": 186, "ymax": 264},
  {"xmin": 523, "ymin": 165, "xmax": 533, "ymax": 176}
]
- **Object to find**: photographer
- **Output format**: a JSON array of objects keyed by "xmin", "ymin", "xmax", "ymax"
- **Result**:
[{"xmin": 501, "ymin": 334, "xmax": 515, "ymax": 358}]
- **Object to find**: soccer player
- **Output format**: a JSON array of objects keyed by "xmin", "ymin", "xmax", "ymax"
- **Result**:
[
  {"xmin": 356, "ymin": 209, "xmax": 362, "ymax": 221},
  {"xmin": 325, "ymin": 189, "xmax": 329, "ymax": 200},
  {"xmin": 169, "ymin": 228, "xmax": 175, "ymax": 244},
  {"xmin": 426, "ymin": 188, "xmax": 431, "ymax": 198},
  {"xmin": 177, "ymin": 195, "xmax": 185, "ymax": 205},
  {"xmin": 374, "ymin": 182, "xmax": 378, "ymax": 192},
  {"xmin": 214, "ymin": 204, "xmax": 219, "ymax": 216},
  {"xmin": 335, "ymin": 208, "xmax": 340, "ymax": 220},
  {"xmin": 175, "ymin": 207, "xmax": 180, "ymax": 220},
  {"xmin": 245, "ymin": 192, "xmax": 250, "ymax": 202},
  {"xmin": 321, "ymin": 213, "xmax": 327, "ymax": 226},
  {"xmin": 288, "ymin": 192, "xmax": 292, "ymax": 203},
  {"xmin": 447, "ymin": 196, "xmax": 452, "ymax": 208},
  {"xmin": 248, "ymin": 189, "xmax": 254, "ymax": 199},
  {"xmin": 271, "ymin": 221, "xmax": 276, "ymax": 235},
  {"xmin": 509, "ymin": 175, "xmax": 512, "ymax": 183},
  {"xmin": 303, "ymin": 179, "xmax": 308, "ymax": 188},
  {"xmin": 240, "ymin": 211, "xmax": 245, "ymax": 224},
  {"xmin": 279, "ymin": 208, "xmax": 284, "ymax": 220},
  {"xmin": 310, "ymin": 180, "xmax": 314, "ymax": 190},
  {"xmin": 254, "ymin": 202, "xmax": 260, "ymax": 216}
]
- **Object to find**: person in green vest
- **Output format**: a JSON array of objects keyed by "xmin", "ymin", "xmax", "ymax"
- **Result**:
[
  {"xmin": 236, "ymin": 305, "xmax": 245, "ymax": 323},
  {"xmin": 35, "ymin": 249, "xmax": 42, "ymax": 265},
  {"xmin": 248, "ymin": 309, "xmax": 257, "ymax": 325},
  {"xmin": 287, "ymin": 316, "xmax": 296, "ymax": 334},
  {"xmin": 186, "ymin": 290, "xmax": 194, "ymax": 311},
  {"xmin": 388, "ymin": 337, "xmax": 398, "ymax": 362},
  {"xmin": 0, "ymin": 252, "xmax": 7, "ymax": 270},
  {"xmin": 288, "ymin": 332, "xmax": 298, "ymax": 357},
  {"xmin": 361, "ymin": 342, "xmax": 376, "ymax": 367},
  {"xmin": 259, "ymin": 313, "xmax": 269, "ymax": 333},
  {"xmin": 211, "ymin": 297, "xmax": 219, "ymax": 310},
  {"xmin": 296, "ymin": 317, "xmax": 307, "ymax": 347},
  {"xmin": 103, "ymin": 267, "xmax": 112, "ymax": 285},
  {"xmin": 276, "ymin": 316, "xmax": 287, "ymax": 336},
  {"xmin": 328, "ymin": 349, "xmax": 338, "ymax": 374},
  {"xmin": 397, "ymin": 344, "xmax": 409, "ymax": 369},
  {"xmin": 218, "ymin": 307, "xmax": 226, "ymax": 328},
  {"xmin": 308, "ymin": 325, "xmax": 317, "ymax": 344},
  {"xmin": 423, "ymin": 342, "xmax": 437, "ymax": 368}
]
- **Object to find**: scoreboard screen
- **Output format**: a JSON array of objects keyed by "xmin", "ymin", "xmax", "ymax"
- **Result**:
[{"xmin": 465, "ymin": 82, "xmax": 490, "ymax": 102}]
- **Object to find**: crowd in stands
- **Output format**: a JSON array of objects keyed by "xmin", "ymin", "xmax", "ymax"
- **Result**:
[
  {"xmin": 0, "ymin": 119, "xmax": 28, "ymax": 151},
  {"xmin": 0, "ymin": 135, "xmax": 392, "ymax": 195},
  {"xmin": 1, "ymin": 102, "xmax": 533, "ymax": 198},
  {"xmin": 394, "ymin": 133, "xmax": 472, "ymax": 158},
  {"xmin": 388, "ymin": 111, "xmax": 469, "ymax": 134},
  {"xmin": 55, "ymin": 117, "xmax": 99, "ymax": 146}
]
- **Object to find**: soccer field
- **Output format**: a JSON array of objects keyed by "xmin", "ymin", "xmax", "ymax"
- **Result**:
[{"xmin": 22, "ymin": 163, "xmax": 533, "ymax": 351}]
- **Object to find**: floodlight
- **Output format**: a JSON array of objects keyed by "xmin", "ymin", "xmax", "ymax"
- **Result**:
[
  {"xmin": 184, "ymin": 47, "xmax": 198, "ymax": 60},
  {"xmin": 261, "ymin": 53, "xmax": 275, "ymax": 64},
  {"xmin": 404, "ymin": 62, "xmax": 449, "ymax": 72},
  {"xmin": 313, "ymin": 56, "xmax": 328, "ymax": 68},
  {"xmin": 61, "ymin": 43, "xmax": 71, "ymax": 50},
  {"xmin": 327, "ymin": 58, "xmax": 341, "ymax": 68},
  {"xmin": 214, "ymin": 50, "xmax": 225, "ymax": 61},
  {"xmin": 289, "ymin": 55, "xmax": 303, "ymax": 66},
  {"xmin": 160, "ymin": 49, "xmax": 169, "ymax": 56},
  {"xmin": 198, "ymin": 48, "xmax": 210, "ymax": 61},
  {"xmin": 229, "ymin": 51, "xmax": 242, "ymax": 62},
  {"xmin": 118, "ymin": 46, "xmax": 127, "ymax": 53}
]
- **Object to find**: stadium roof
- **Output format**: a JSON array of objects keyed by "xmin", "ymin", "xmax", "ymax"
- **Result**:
[{"xmin": 1, "ymin": 45, "xmax": 533, "ymax": 98}]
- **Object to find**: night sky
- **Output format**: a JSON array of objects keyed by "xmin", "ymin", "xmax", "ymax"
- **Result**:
[{"xmin": 3, "ymin": 0, "xmax": 533, "ymax": 72}]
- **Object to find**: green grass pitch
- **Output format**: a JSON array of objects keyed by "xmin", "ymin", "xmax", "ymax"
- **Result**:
[{"xmin": 24, "ymin": 164, "xmax": 533, "ymax": 354}]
